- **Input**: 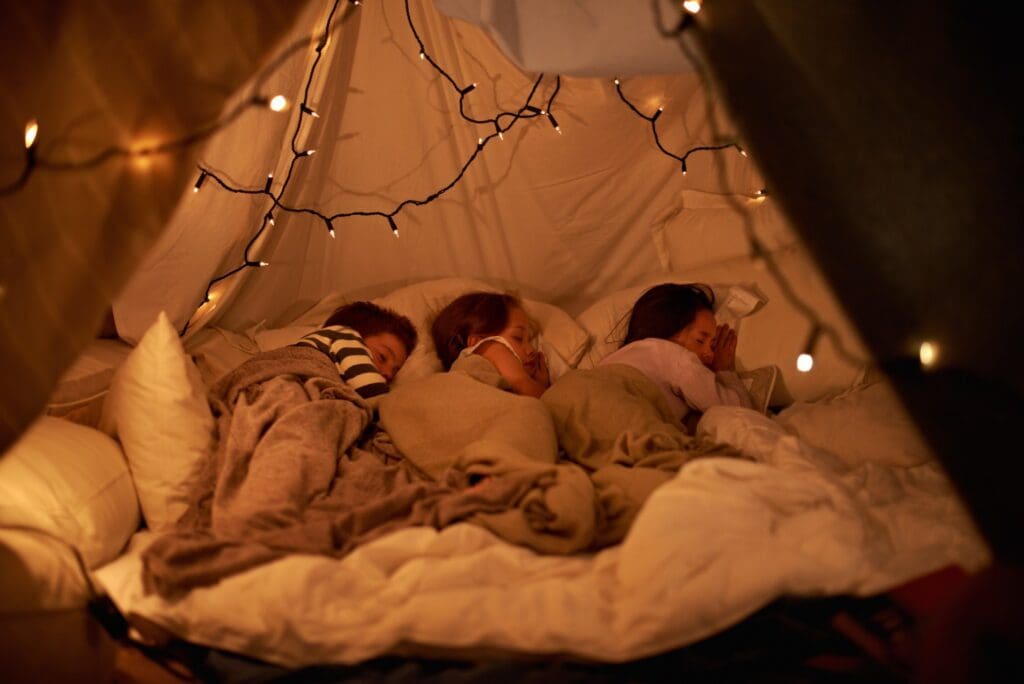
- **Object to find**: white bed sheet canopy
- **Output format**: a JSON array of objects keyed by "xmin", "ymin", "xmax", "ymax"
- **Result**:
[{"xmin": 113, "ymin": 0, "xmax": 802, "ymax": 342}]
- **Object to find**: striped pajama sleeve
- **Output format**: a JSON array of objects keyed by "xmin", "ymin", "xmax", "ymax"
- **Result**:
[{"xmin": 293, "ymin": 325, "xmax": 389, "ymax": 399}]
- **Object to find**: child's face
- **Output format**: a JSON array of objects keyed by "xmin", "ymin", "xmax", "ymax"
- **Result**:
[
  {"xmin": 670, "ymin": 308, "xmax": 717, "ymax": 367},
  {"xmin": 363, "ymin": 332, "xmax": 410, "ymax": 382},
  {"xmin": 495, "ymin": 305, "xmax": 538, "ymax": 363}
]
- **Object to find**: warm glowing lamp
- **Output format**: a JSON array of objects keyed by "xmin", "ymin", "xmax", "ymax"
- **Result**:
[{"xmin": 269, "ymin": 95, "xmax": 289, "ymax": 112}]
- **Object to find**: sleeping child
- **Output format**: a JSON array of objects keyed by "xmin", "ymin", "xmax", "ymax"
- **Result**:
[
  {"xmin": 540, "ymin": 283, "xmax": 744, "ymax": 547},
  {"xmin": 598, "ymin": 282, "xmax": 754, "ymax": 431},
  {"xmin": 431, "ymin": 291, "xmax": 550, "ymax": 398},
  {"xmin": 293, "ymin": 300, "xmax": 418, "ymax": 398}
]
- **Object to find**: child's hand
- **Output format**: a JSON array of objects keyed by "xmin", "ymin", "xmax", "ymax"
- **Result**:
[
  {"xmin": 524, "ymin": 350, "xmax": 551, "ymax": 388},
  {"xmin": 711, "ymin": 324, "xmax": 738, "ymax": 372}
]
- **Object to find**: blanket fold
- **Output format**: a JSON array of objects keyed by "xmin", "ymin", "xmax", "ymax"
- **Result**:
[{"xmin": 542, "ymin": 364, "xmax": 740, "ymax": 547}]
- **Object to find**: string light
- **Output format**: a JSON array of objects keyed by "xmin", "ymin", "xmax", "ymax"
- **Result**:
[
  {"xmin": 919, "ymin": 340, "xmax": 939, "ymax": 369},
  {"xmin": 683, "ymin": 0, "xmax": 703, "ymax": 14},
  {"xmin": 188, "ymin": 0, "xmax": 565, "ymax": 329},
  {"xmin": 268, "ymin": 95, "xmax": 289, "ymax": 112},
  {"xmin": 796, "ymin": 325, "xmax": 822, "ymax": 373},
  {"xmin": 24, "ymin": 120, "xmax": 38, "ymax": 149},
  {"xmin": 613, "ymin": 79, "xmax": 745, "ymax": 175},
  {"xmin": 193, "ymin": 170, "xmax": 207, "ymax": 192}
]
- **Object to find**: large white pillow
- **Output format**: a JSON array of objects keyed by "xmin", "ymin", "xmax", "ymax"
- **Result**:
[
  {"xmin": 99, "ymin": 312, "xmax": 214, "ymax": 532},
  {"xmin": 0, "ymin": 416, "xmax": 139, "ymax": 573},
  {"xmin": 254, "ymin": 277, "xmax": 592, "ymax": 386}
]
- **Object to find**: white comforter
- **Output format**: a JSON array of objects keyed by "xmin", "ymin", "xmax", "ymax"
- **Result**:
[{"xmin": 95, "ymin": 402, "xmax": 989, "ymax": 668}]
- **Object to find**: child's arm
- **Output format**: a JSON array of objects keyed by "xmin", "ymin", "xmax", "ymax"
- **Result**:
[
  {"xmin": 672, "ymin": 348, "xmax": 755, "ymax": 412},
  {"xmin": 473, "ymin": 340, "xmax": 549, "ymax": 398}
]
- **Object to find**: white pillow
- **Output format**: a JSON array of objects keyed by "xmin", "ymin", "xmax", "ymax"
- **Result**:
[
  {"xmin": 575, "ymin": 277, "xmax": 767, "ymax": 368},
  {"xmin": 99, "ymin": 311, "xmax": 214, "ymax": 532},
  {"xmin": 255, "ymin": 277, "xmax": 592, "ymax": 386},
  {"xmin": 0, "ymin": 416, "xmax": 139, "ymax": 572},
  {"xmin": 774, "ymin": 378, "xmax": 935, "ymax": 468}
]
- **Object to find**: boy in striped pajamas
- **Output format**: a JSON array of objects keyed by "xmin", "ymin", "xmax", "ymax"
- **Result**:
[{"xmin": 293, "ymin": 301, "xmax": 418, "ymax": 399}]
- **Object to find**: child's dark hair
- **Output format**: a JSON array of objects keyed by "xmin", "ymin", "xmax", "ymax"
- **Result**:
[
  {"xmin": 622, "ymin": 283, "xmax": 715, "ymax": 346},
  {"xmin": 325, "ymin": 301, "xmax": 418, "ymax": 356},
  {"xmin": 430, "ymin": 291, "xmax": 521, "ymax": 370}
]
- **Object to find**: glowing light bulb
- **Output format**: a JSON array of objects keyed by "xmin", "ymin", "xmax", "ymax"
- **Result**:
[
  {"xmin": 919, "ymin": 340, "xmax": 939, "ymax": 369},
  {"xmin": 419, "ymin": 51, "xmax": 425, "ymax": 60},
  {"xmin": 264, "ymin": 174, "xmax": 273, "ymax": 192},
  {"xmin": 301, "ymin": 104, "xmax": 320, "ymax": 118},
  {"xmin": 478, "ymin": 137, "xmax": 484, "ymax": 147},
  {"xmin": 259, "ymin": 261, "xmax": 269, "ymax": 267},
  {"xmin": 304, "ymin": 149, "xmax": 316, "ymax": 156},
  {"xmin": 193, "ymin": 171, "xmax": 207, "ymax": 192},
  {"xmin": 326, "ymin": 218, "xmax": 335, "ymax": 238},
  {"xmin": 269, "ymin": 95, "xmax": 288, "ymax": 112},
  {"xmin": 613, "ymin": 78, "xmax": 620, "ymax": 86},
  {"xmin": 796, "ymin": 353, "xmax": 814, "ymax": 372},
  {"xmin": 387, "ymin": 215, "xmax": 400, "ymax": 238},
  {"xmin": 683, "ymin": 0, "xmax": 703, "ymax": 14},
  {"xmin": 738, "ymin": 146, "xmax": 748, "ymax": 157},
  {"xmin": 24, "ymin": 119, "xmax": 38, "ymax": 149}
]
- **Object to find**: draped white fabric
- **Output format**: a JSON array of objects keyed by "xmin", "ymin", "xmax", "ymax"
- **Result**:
[{"xmin": 113, "ymin": 0, "xmax": 790, "ymax": 343}]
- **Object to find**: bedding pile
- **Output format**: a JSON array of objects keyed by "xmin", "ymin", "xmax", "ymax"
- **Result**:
[
  {"xmin": 141, "ymin": 347, "xmax": 596, "ymax": 597},
  {"xmin": 96, "ymin": 388, "xmax": 989, "ymax": 667}
]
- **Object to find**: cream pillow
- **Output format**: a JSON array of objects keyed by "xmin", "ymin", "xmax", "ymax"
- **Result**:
[
  {"xmin": 99, "ymin": 312, "xmax": 214, "ymax": 532},
  {"xmin": 0, "ymin": 416, "xmax": 139, "ymax": 572},
  {"xmin": 774, "ymin": 378, "xmax": 935, "ymax": 468},
  {"xmin": 254, "ymin": 278, "xmax": 592, "ymax": 386}
]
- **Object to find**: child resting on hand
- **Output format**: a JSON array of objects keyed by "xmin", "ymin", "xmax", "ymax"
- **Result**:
[
  {"xmin": 430, "ymin": 292, "xmax": 550, "ymax": 398},
  {"xmin": 293, "ymin": 301, "xmax": 417, "ymax": 399},
  {"xmin": 599, "ymin": 282, "xmax": 754, "ymax": 430}
]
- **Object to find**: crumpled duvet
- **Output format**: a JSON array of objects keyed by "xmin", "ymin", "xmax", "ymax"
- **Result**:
[{"xmin": 142, "ymin": 347, "xmax": 593, "ymax": 598}]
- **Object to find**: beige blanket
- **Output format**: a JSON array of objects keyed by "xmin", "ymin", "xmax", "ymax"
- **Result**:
[
  {"xmin": 378, "ymin": 354, "xmax": 596, "ymax": 555},
  {"xmin": 142, "ymin": 347, "xmax": 580, "ymax": 598},
  {"xmin": 542, "ymin": 364, "xmax": 737, "ymax": 547}
]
